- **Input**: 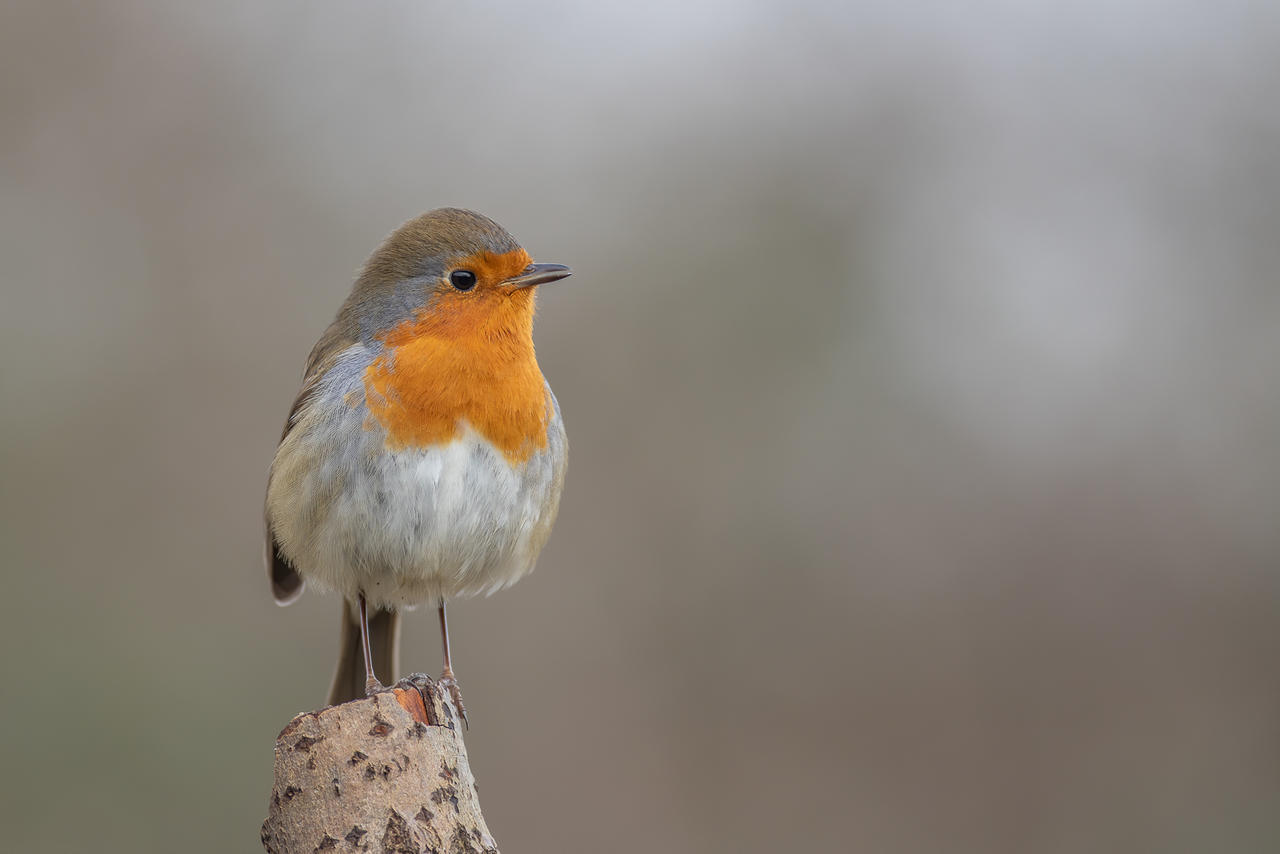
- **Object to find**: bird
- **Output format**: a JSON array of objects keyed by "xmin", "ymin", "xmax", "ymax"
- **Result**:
[{"xmin": 264, "ymin": 208, "xmax": 570, "ymax": 719}]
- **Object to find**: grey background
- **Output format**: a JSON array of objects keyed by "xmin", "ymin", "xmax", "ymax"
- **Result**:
[{"xmin": 2, "ymin": 2, "xmax": 1277, "ymax": 851}]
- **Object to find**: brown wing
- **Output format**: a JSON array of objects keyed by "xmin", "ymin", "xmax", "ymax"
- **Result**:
[{"xmin": 266, "ymin": 322, "xmax": 358, "ymax": 605}]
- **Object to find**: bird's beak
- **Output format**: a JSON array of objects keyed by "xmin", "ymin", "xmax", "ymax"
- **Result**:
[{"xmin": 505, "ymin": 263, "xmax": 572, "ymax": 289}]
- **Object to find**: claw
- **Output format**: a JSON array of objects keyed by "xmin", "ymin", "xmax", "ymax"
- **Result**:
[
  {"xmin": 398, "ymin": 672, "xmax": 435, "ymax": 691},
  {"xmin": 437, "ymin": 669, "xmax": 469, "ymax": 730}
]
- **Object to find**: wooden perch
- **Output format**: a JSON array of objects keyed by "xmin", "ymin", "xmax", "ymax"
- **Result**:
[{"xmin": 262, "ymin": 676, "xmax": 498, "ymax": 853}]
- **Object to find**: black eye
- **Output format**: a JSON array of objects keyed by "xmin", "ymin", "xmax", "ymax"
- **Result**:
[{"xmin": 449, "ymin": 270, "xmax": 477, "ymax": 291}]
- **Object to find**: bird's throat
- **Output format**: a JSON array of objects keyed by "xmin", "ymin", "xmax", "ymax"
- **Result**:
[{"xmin": 362, "ymin": 294, "xmax": 550, "ymax": 463}]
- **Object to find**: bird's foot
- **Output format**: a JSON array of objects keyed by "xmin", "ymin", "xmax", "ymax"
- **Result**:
[
  {"xmin": 364, "ymin": 675, "xmax": 388, "ymax": 696},
  {"xmin": 436, "ymin": 668, "xmax": 469, "ymax": 730},
  {"xmin": 397, "ymin": 672, "xmax": 435, "ymax": 692}
]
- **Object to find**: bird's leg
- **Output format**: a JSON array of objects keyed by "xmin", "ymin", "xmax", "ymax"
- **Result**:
[
  {"xmin": 358, "ymin": 593, "xmax": 385, "ymax": 695},
  {"xmin": 436, "ymin": 600, "xmax": 468, "ymax": 727}
]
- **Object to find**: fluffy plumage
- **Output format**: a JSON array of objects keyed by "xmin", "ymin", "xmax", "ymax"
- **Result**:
[{"xmin": 264, "ymin": 208, "xmax": 569, "ymax": 703}]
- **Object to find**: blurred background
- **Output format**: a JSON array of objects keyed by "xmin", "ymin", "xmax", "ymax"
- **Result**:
[{"xmin": 2, "ymin": 1, "xmax": 1278, "ymax": 851}]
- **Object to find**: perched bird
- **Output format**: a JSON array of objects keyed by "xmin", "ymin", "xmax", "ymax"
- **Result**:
[{"xmin": 265, "ymin": 208, "xmax": 570, "ymax": 717}]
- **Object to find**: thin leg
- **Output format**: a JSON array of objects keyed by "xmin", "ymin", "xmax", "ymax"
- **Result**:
[
  {"xmin": 358, "ymin": 593, "xmax": 384, "ymax": 695},
  {"xmin": 439, "ymin": 601, "xmax": 455, "ymax": 678},
  {"xmin": 437, "ymin": 601, "xmax": 468, "ymax": 727}
]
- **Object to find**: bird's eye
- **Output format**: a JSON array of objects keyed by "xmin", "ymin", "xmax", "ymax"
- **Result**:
[{"xmin": 449, "ymin": 270, "xmax": 477, "ymax": 291}]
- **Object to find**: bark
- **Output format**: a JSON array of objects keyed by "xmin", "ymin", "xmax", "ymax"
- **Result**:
[{"xmin": 262, "ymin": 676, "xmax": 497, "ymax": 854}]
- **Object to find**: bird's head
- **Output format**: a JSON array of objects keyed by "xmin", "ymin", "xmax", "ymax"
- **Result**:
[{"xmin": 340, "ymin": 208, "xmax": 571, "ymax": 345}]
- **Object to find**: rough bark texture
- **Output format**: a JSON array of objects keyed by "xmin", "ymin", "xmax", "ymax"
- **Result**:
[{"xmin": 262, "ymin": 676, "xmax": 497, "ymax": 854}]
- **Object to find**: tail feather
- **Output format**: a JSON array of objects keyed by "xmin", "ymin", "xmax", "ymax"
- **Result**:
[{"xmin": 328, "ymin": 604, "xmax": 400, "ymax": 706}]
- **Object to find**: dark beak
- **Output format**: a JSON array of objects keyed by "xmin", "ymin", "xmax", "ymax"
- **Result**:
[{"xmin": 505, "ymin": 263, "xmax": 572, "ymax": 289}]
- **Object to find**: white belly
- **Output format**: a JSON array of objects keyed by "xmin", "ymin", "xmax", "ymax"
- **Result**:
[
  {"xmin": 267, "ymin": 351, "xmax": 567, "ymax": 609},
  {"xmin": 329, "ymin": 429, "xmax": 563, "ymax": 607}
]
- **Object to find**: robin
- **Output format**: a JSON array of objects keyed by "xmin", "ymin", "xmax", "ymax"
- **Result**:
[{"xmin": 264, "ymin": 208, "xmax": 570, "ymax": 719}]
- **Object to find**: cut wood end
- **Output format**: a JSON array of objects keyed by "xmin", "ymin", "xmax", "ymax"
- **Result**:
[{"xmin": 262, "ymin": 680, "xmax": 495, "ymax": 854}]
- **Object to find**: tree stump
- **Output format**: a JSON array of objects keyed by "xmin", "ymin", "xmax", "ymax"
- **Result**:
[{"xmin": 262, "ymin": 676, "xmax": 497, "ymax": 853}]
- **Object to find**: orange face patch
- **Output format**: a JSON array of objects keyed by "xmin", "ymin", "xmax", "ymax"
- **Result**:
[
  {"xmin": 362, "ymin": 249, "xmax": 551, "ymax": 463},
  {"xmin": 459, "ymin": 247, "xmax": 533, "ymax": 286}
]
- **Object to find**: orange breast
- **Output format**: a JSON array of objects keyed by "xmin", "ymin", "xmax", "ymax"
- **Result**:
[{"xmin": 362, "ymin": 254, "xmax": 551, "ymax": 464}]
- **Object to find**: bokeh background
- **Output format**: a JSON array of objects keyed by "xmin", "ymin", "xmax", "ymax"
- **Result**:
[{"xmin": 2, "ymin": 2, "xmax": 1278, "ymax": 851}]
